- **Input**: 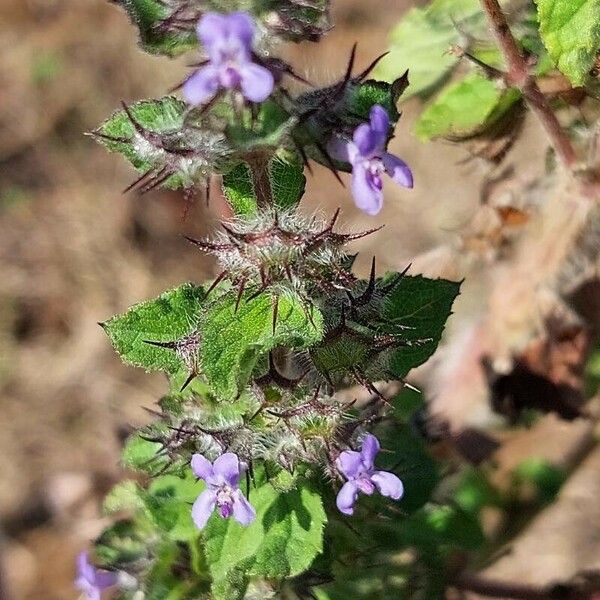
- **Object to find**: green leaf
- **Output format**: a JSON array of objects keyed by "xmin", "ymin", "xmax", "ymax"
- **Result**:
[
  {"xmin": 513, "ymin": 458, "xmax": 566, "ymax": 503},
  {"xmin": 146, "ymin": 473, "xmax": 202, "ymax": 542},
  {"xmin": 205, "ymin": 482, "xmax": 326, "ymax": 600},
  {"xmin": 375, "ymin": 0, "xmax": 487, "ymax": 98},
  {"xmin": 222, "ymin": 153, "xmax": 306, "ymax": 216},
  {"xmin": 382, "ymin": 275, "xmax": 461, "ymax": 379},
  {"xmin": 401, "ymin": 504, "xmax": 485, "ymax": 550},
  {"xmin": 415, "ymin": 73, "xmax": 522, "ymax": 140},
  {"xmin": 95, "ymin": 519, "xmax": 149, "ymax": 567},
  {"xmin": 102, "ymin": 283, "xmax": 204, "ymax": 374},
  {"xmin": 201, "ymin": 292, "xmax": 323, "ymax": 400},
  {"xmin": 122, "ymin": 433, "xmax": 167, "ymax": 474},
  {"xmin": 103, "ymin": 480, "xmax": 148, "ymax": 515},
  {"xmin": 114, "ymin": 0, "xmax": 199, "ymax": 56},
  {"xmin": 536, "ymin": 0, "xmax": 600, "ymax": 85},
  {"xmin": 94, "ymin": 97, "xmax": 228, "ymax": 190}
]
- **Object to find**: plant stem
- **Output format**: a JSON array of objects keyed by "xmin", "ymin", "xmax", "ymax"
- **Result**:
[
  {"xmin": 247, "ymin": 152, "xmax": 274, "ymax": 209},
  {"xmin": 479, "ymin": 0, "xmax": 577, "ymax": 170}
]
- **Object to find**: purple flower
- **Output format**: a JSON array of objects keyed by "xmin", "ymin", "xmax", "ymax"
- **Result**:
[
  {"xmin": 75, "ymin": 552, "xmax": 118, "ymax": 600},
  {"xmin": 183, "ymin": 12, "xmax": 274, "ymax": 105},
  {"xmin": 328, "ymin": 105, "xmax": 413, "ymax": 216},
  {"xmin": 335, "ymin": 434, "xmax": 404, "ymax": 515},
  {"xmin": 191, "ymin": 452, "xmax": 256, "ymax": 529}
]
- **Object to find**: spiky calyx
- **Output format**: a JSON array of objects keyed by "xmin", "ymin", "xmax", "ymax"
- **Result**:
[{"xmin": 186, "ymin": 208, "xmax": 381, "ymax": 300}]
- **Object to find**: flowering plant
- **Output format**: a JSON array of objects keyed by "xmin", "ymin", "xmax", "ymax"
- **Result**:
[{"xmin": 79, "ymin": 0, "xmax": 600, "ymax": 598}]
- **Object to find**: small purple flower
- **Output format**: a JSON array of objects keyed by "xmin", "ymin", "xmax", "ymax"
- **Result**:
[
  {"xmin": 191, "ymin": 452, "xmax": 256, "ymax": 529},
  {"xmin": 75, "ymin": 552, "xmax": 118, "ymax": 600},
  {"xmin": 335, "ymin": 434, "xmax": 404, "ymax": 515},
  {"xmin": 183, "ymin": 12, "xmax": 274, "ymax": 105},
  {"xmin": 328, "ymin": 104, "xmax": 413, "ymax": 216}
]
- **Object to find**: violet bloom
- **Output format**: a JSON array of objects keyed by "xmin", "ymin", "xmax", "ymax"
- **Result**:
[
  {"xmin": 191, "ymin": 452, "xmax": 256, "ymax": 529},
  {"xmin": 328, "ymin": 104, "xmax": 413, "ymax": 216},
  {"xmin": 183, "ymin": 12, "xmax": 274, "ymax": 105},
  {"xmin": 336, "ymin": 434, "xmax": 404, "ymax": 515},
  {"xmin": 75, "ymin": 552, "xmax": 118, "ymax": 600}
]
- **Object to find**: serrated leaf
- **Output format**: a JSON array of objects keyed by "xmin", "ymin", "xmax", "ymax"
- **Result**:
[
  {"xmin": 205, "ymin": 482, "xmax": 326, "ymax": 600},
  {"xmin": 415, "ymin": 73, "xmax": 521, "ymax": 140},
  {"xmin": 382, "ymin": 275, "xmax": 461, "ymax": 379},
  {"xmin": 95, "ymin": 97, "xmax": 228, "ymax": 190},
  {"xmin": 222, "ymin": 153, "xmax": 306, "ymax": 216},
  {"xmin": 536, "ymin": 0, "xmax": 600, "ymax": 85},
  {"xmin": 102, "ymin": 283, "xmax": 204, "ymax": 374},
  {"xmin": 201, "ymin": 292, "xmax": 323, "ymax": 400}
]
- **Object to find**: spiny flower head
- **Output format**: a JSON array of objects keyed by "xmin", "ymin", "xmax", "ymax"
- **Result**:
[
  {"xmin": 336, "ymin": 434, "xmax": 403, "ymax": 515},
  {"xmin": 191, "ymin": 452, "xmax": 256, "ymax": 529},
  {"xmin": 184, "ymin": 12, "xmax": 274, "ymax": 105},
  {"xmin": 75, "ymin": 552, "xmax": 118, "ymax": 600},
  {"xmin": 329, "ymin": 105, "xmax": 413, "ymax": 215},
  {"xmin": 187, "ymin": 208, "xmax": 381, "ymax": 298}
]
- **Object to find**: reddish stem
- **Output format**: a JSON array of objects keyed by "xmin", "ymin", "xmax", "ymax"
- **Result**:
[{"xmin": 479, "ymin": 0, "xmax": 577, "ymax": 170}]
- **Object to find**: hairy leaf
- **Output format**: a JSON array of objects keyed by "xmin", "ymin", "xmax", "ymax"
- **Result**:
[
  {"xmin": 536, "ymin": 0, "xmax": 600, "ymax": 85},
  {"xmin": 205, "ymin": 482, "xmax": 326, "ymax": 600},
  {"xmin": 94, "ymin": 97, "xmax": 229, "ymax": 190},
  {"xmin": 415, "ymin": 73, "xmax": 521, "ymax": 140},
  {"xmin": 201, "ymin": 292, "xmax": 323, "ymax": 400},
  {"xmin": 102, "ymin": 283, "xmax": 204, "ymax": 374},
  {"xmin": 113, "ymin": 0, "xmax": 199, "ymax": 56}
]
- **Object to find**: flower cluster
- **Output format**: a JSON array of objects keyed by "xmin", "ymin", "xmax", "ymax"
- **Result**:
[{"xmin": 188, "ymin": 434, "xmax": 403, "ymax": 530}]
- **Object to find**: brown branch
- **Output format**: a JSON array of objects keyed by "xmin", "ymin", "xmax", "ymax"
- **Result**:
[
  {"xmin": 246, "ymin": 151, "xmax": 274, "ymax": 208},
  {"xmin": 479, "ymin": 0, "xmax": 578, "ymax": 170}
]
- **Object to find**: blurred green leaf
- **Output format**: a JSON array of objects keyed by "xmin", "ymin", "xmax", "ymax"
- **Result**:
[
  {"xmin": 535, "ymin": 0, "xmax": 600, "ymax": 85},
  {"xmin": 513, "ymin": 458, "xmax": 566, "ymax": 504},
  {"xmin": 415, "ymin": 73, "xmax": 521, "ymax": 140}
]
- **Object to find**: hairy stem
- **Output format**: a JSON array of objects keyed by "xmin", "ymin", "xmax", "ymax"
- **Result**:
[
  {"xmin": 247, "ymin": 152, "xmax": 274, "ymax": 208},
  {"xmin": 479, "ymin": 0, "xmax": 577, "ymax": 170}
]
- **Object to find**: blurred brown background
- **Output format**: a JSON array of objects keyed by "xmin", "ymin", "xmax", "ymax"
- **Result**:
[{"xmin": 0, "ymin": 0, "xmax": 558, "ymax": 598}]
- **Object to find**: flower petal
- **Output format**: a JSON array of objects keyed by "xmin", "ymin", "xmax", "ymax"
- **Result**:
[
  {"xmin": 336, "ymin": 481, "xmax": 359, "ymax": 515},
  {"xmin": 93, "ymin": 570, "xmax": 118, "ymax": 590},
  {"xmin": 351, "ymin": 164, "xmax": 383, "ymax": 215},
  {"xmin": 197, "ymin": 12, "xmax": 231, "ymax": 49},
  {"xmin": 371, "ymin": 471, "xmax": 404, "ymax": 500},
  {"xmin": 226, "ymin": 12, "xmax": 255, "ymax": 48},
  {"xmin": 239, "ymin": 63, "xmax": 274, "ymax": 102},
  {"xmin": 382, "ymin": 153, "xmax": 413, "ymax": 188},
  {"xmin": 182, "ymin": 67, "xmax": 220, "ymax": 106},
  {"xmin": 232, "ymin": 490, "xmax": 256, "ymax": 526},
  {"xmin": 360, "ymin": 434, "xmax": 380, "ymax": 469},
  {"xmin": 336, "ymin": 449, "xmax": 363, "ymax": 479},
  {"xmin": 76, "ymin": 551, "xmax": 95, "ymax": 582},
  {"xmin": 191, "ymin": 453, "xmax": 214, "ymax": 481},
  {"xmin": 213, "ymin": 453, "xmax": 242, "ymax": 486},
  {"xmin": 353, "ymin": 123, "xmax": 379, "ymax": 157},
  {"xmin": 192, "ymin": 489, "xmax": 217, "ymax": 530},
  {"xmin": 369, "ymin": 105, "xmax": 390, "ymax": 140},
  {"xmin": 327, "ymin": 135, "xmax": 353, "ymax": 163}
]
